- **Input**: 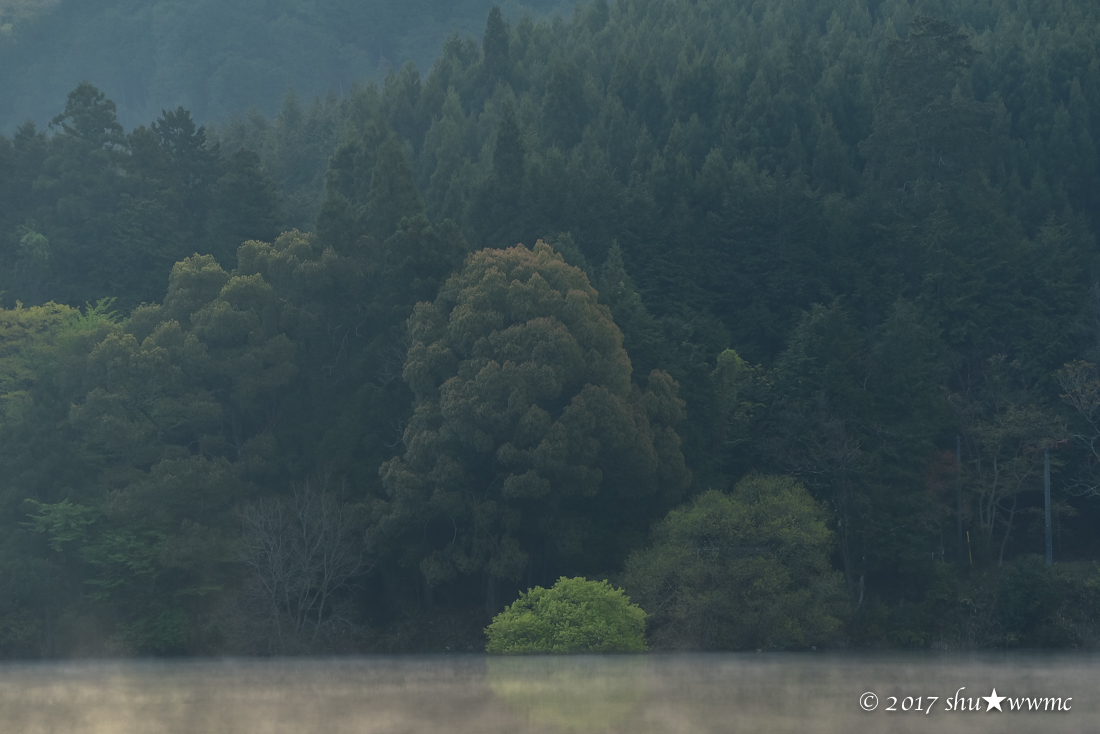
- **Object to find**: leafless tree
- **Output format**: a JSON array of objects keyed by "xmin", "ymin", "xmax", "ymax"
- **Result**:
[
  {"xmin": 1056, "ymin": 359, "xmax": 1100, "ymax": 496},
  {"xmin": 375, "ymin": 339, "xmax": 410, "ymax": 388},
  {"xmin": 951, "ymin": 356, "xmax": 1064, "ymax": 565},
  {"xmin": 240, "ymin": 474, "xmax": 370, "ymax": 652}
]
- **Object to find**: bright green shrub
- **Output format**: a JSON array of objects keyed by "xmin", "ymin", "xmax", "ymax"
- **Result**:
[{"xmin": 485, "ymin": 577, "xmax": 647, "ymax": 654}]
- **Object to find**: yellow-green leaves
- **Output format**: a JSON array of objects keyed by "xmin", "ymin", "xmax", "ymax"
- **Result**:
[
  {"xmin": 485, "ymin": 577, "xmax": 647, "ymax": 654},
  {"xmin": 22, "ymin": 499, "xmax": 98, "ymax": 554},
  {"xmin": 0, "ymin": 301, "xmax": 82, "ymax": 419},
  {"xmin": 162, "ymin": 254, "xmax": 230, "ymax": 324}
]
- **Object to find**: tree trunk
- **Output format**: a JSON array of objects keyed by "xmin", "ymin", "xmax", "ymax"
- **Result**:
[
  {"xmin": 997, "ymin": 493, "xmax": 1018, "ymax": 567},
  {"xmin": 485, "ymin": 573, "xmax": 498, "ymax": 616}
]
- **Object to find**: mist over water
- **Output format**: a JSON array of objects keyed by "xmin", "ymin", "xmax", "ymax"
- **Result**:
[{"xmin": 1, "ymin": 654, "xmax": 1094, "ymax": 733}]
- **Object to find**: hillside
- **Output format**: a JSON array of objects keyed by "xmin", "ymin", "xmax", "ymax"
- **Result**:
[
  {"xmin": 0, "ymin": 0, "xmax": 570, "ymax": 133},
  {"xmin": 2, "ymin": 0, "xmax": 1100, "ymax": 655}
]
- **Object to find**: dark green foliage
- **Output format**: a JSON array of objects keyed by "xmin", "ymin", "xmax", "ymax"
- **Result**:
[
  {"xmin": 596, "ymin": 242, "xmax": 668, "ymax": 378},
  {"xmin": 366, "ymin": 135, "xmax": 425, "ymax": 240},
  {"xmin": 374, "ymin": 242, "xmax": 690, "ymax": 610},
  {"xmin": 541, "ymin": 58, "xmax": 589, "ymax": 150},
  {"xmin": 759, "ymin": 298, "xmax": 950, "ymax": 607},
  {"xmin": 485, "ymin": 577, "xmax": 647, "ymax": 653},
  {"xmin": 0, "ymin": 82, "xmax": 280, "ymax": 311},
  {"xmin": 864, "ymin": 559, "xmax": 1100, "ymax": 649},
  {"xmin": 150, "ymin": 107, "xmax": 220, "ymax": 233},
  {"xmin": 50, "ymin": 81, "xmax": 126, "ymax": 150},
  {"xmin": 481, "ymin": 6, "xmax": 512, "ymax": 85},
  {"xmin": 3, "ymin": 0, "xmax": 1100, "ymax": 655},
  {"xmin": 862, "ymin": 16, "xmax": 988, "ymax": 189},
  {"xmin": 622, "ymin": 475, "xmax": 845, "ymax": 650},
  {"xmin": 492, "ymin": 100, "xmax": 523, "ymax": 197},
  {"xmin": 208, "ymin": 148, "xmax": 282, "ymax": 267}
]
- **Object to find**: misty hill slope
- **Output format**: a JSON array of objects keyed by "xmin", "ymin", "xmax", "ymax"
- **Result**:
[
  {"xmin": 0, "ymin": 0, "xmax": 570, "ymax": 133},
  {"xmin": 3, "ymin": 0, "xmax": 1100, "ymax": 657}
]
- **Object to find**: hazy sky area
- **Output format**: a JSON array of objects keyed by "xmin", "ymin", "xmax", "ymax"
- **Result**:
[{"xmin": 0, "ymin": 0, "xmax": 571, "ymax": 133}]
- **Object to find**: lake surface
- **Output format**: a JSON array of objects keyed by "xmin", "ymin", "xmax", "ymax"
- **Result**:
[{"xmin": 0, "ymin": 653, "xmax": 1095, "ymax": 733}]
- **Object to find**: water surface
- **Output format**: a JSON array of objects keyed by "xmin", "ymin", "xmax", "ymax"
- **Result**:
[{"xmin": 1, "ymin": 653, "xmax": 1095, "ymax": 733}]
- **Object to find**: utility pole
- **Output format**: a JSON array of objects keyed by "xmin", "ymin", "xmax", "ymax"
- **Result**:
[
  {"xmin": 1044, "ymin": 448, "xmax": 1052, "ymax": 565},
  {"xmin": 956, "ymin": 435, "xmax": 963, "ymax": 560}
]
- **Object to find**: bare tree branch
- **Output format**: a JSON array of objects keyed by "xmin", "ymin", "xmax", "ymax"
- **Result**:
[{"xmin": 239, "ymin": 474, "xmax": 372, "ymax": 653}]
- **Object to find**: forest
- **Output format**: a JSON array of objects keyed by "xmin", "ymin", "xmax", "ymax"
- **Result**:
[{"xmin": 2, "ymin": 0, "xmax": 1100, "ymax": 656}]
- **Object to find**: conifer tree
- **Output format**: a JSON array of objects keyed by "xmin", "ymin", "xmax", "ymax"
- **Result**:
[
  {"xmin": 49, "ymin": 81, "xmax": 126, "ymax": 150},
  {"xmin": 481, "ymin": 6, "xmax": 511, "ymax": 85},
  {"xmin": 366, "ymin": 135, "xmax": 425, "ymax": 241},
  {"xmin": 209, "ymin": 148, "xmax": 280, "ymax": 267}
]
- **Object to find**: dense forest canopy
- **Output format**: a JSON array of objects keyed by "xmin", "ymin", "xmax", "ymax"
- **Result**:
[{"xmin": 2, "ymin": 0, "xmax": 1100, "ymax": 655}]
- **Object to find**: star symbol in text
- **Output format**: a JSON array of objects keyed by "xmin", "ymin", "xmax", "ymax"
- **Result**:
[{"xmin": 983, "ymin": 688, "xmax": 1005, "ymax": 712}]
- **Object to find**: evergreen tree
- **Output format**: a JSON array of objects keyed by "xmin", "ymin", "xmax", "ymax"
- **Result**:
[
  {"xmin": 366, "ymin": 135, "xmax": 425, "ymax": 241},
  {"xmin": 49, "ymin": 81, "xmax": 126, "ymax": 150},
  {"xmin": 375, "ymin": 242, "xmax": 690, "ymax": 611},
  {"xmin": 481, "ymin": 6, "xmax": 511, "ymax": 86},
  {"xmin": 208, "ymin": 148, "xmax": 280, "ymax": 268},
  {"xmin": 541, "ymin": 58, "xmax": 589, "ymax": 151},
  {"xmin": 151, "ymin": 106, "xmax": 219, "ymax": 230},
  {"xmin": 861, "ymin": 16, "xmax": 988, "ymax": 190}
]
